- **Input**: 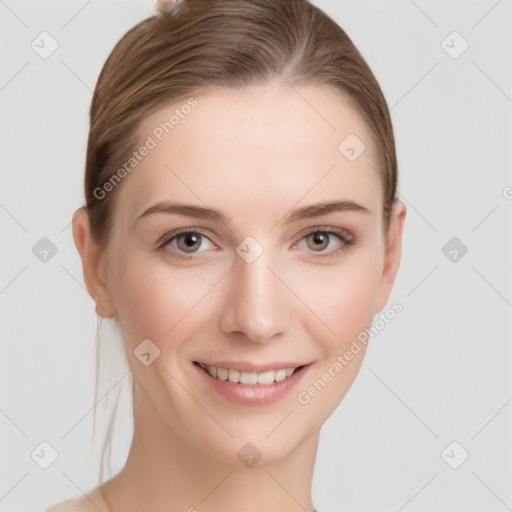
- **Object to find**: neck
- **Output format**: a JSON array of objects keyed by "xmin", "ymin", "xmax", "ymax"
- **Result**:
[{"xmin": 99, "ymin": 382, "xmax": 319, "ymax": 512}]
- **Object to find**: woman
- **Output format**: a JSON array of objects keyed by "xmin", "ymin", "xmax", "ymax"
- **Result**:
[{"xmin": 48, "ymin": 0, "xmax": 406, "ymax": 510}]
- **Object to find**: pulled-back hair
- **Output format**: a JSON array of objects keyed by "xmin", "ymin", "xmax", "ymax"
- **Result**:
[
  {"xmin": 84, "ymin": 0, "xmax": 398, "ymax": 483},
  {"xmin": 85, "ymin": 0, "xmax": 397, "ymax": 249}
]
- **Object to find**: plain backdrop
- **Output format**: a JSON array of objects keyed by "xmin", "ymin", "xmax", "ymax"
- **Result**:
[{"xmin": 0, "ymin": 1, "xmax": 511, "ymax": 511}]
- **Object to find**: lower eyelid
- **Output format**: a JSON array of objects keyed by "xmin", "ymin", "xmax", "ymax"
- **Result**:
[
  {"xmin": 301, "ymin": 233, "xmax": 345, "ymax": 250},
  {"xmin": 158, "ymin": 230, "xmax": 213, "ymax": 254},
  {"xmin": 174, "ymin": 233, "xmax": 213, "ymax": 251}
]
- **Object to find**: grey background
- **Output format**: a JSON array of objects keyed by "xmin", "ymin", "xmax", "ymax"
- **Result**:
[{"xmin": 1, "ymin": 0, "xmax": 511, "ymax": 511}]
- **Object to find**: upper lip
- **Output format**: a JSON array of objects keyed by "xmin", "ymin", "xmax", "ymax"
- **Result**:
[{"xmin": 194, "ymin": 361, "xmax": 309, "ymax": 373}]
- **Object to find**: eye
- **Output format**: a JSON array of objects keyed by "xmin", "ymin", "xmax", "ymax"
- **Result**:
[
  {"xmin": 306, "ymin": 231, "xmax": 331, "ymax": 251},
  {"xmin": 158, "ymin": 229, "xmax": 215, "ymax": 258},
  {"xmin": 295, "ymin": 228, "xmax": 355, "ymax": 257}
]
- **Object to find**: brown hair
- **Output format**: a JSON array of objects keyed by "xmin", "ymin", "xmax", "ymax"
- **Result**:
[
  {"xmin": 84, "ymin": 0, "xmax": 398, "ymax": 250},
  {"xmin": 84, "ymin": 0, "xmax": 399, "ymax": 483}
]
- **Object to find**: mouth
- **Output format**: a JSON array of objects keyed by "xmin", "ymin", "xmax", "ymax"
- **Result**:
[
  {"xmin": 193, "ymin": 360, "xmax": 311, "ymax": 405},
  {"xmin": 193, "ymin": 361, "xmax": 304, "ymax": 385}
]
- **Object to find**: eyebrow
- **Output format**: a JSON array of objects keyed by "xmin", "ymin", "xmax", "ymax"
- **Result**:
[
  {"xmin": 285, "ymin": 200, "xmax": 371, "ymax": 223},
  {"xmin": 136, "ymin": 199, "xmax": 371, "ymax": 225}
]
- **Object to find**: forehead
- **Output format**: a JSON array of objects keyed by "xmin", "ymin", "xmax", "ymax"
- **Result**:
[{"xmin": 115, "ymin": 81, "xmax": 382, "ymax": 225}]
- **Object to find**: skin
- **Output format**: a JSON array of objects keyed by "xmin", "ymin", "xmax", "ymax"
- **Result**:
[{"xmin": 70, "ymin": 80, "xmax": 406, "ymax": 512}]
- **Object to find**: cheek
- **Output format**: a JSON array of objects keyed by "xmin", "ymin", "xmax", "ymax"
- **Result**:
[
  {"xmin": 289, "ymin": 253, "xmax": 383, "ymax": 429},
  {"xmin": 111, "ymin": 252, "xmax": 224, "ymax": 343},
  {"xmin": 329, "ymin": 268, "xmax": 381, "ymax": 341},
  {"xmin": 291, "ymin": 250, "xmax": 384, "ymax": 351}
]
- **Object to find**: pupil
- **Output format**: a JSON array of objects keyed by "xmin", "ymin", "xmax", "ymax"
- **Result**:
[
  {"xmin": 185, "ymin": 234, "xmax": 197, "ymax": 246},
  {"xmin": 310, "ymin": 232, "xmax": 328, "ymax": 250},
  {"xmin": 180, "ymin": 233, "xmax": 200, "ymax": 251}
]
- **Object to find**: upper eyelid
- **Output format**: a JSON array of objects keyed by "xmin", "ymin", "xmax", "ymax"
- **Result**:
[
  {"xmin": 296, "ymin": 225, "xmax": 352, "ymax": 238},
  {"xmin": 156, "ymin": 227, "xmax": 215, "ymax": 247},
  {"xmin": 292, "ymin": 227, "xmax": 352, "ymax": 250}
]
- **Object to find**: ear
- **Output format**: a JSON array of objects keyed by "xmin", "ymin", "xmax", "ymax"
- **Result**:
[
  {"xmin": 376, "ymin": 199, "xmax": 407, "ymax": 313},
  {"xmin": 72, "ymin": 207, "xmax": 118, "ymax": 319}
]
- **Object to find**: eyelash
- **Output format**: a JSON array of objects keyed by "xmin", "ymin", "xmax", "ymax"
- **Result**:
[{"xmin": 156, "ymin": 227, "xmax": 356, "ymax": 260}]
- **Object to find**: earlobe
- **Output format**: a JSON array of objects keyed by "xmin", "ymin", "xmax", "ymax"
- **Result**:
[
  {"xmin": 72, "ymin": 207, "xmax": 118, "ymax": 319},
  {"xmin": 376, "ymin": 199, "xmax": 407, "ymax": 313}
]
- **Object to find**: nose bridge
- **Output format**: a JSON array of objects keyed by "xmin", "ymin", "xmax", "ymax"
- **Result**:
[{"xmin": 218, "ymin": 244, "xmax": 289, "ymax": 342}]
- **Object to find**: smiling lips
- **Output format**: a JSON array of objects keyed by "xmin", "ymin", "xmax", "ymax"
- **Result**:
[
  {"xmin": 195, "ymin": 362, "xmax": 302, "ymax": 385},
  {"xmin": 194, "ymin": 360, "xmax": 311, "ymax": 406}
]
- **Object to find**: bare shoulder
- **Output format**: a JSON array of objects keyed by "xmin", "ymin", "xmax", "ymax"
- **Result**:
[{"xmin": 45, "ymin": 487, "xmax": 110, "ymax": 512}]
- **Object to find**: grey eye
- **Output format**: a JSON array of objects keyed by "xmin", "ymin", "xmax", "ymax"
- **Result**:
[
  {"xmin": 176, "ymin": 232, "xmax": 202, "ymax": 252},
  {"xmin": 306, "ymin": 232, "xmax": 330, "ymax": 251}
]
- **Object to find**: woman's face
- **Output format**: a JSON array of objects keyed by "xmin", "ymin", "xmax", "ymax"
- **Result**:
[{"xmin": 87, "ymin": 81, "xmax": 405, "ymax": 466}]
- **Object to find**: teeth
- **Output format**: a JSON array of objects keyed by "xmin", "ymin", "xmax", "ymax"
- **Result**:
[
  {"xmin": 274, "ymin": 368, "xmax": 287, "ymax": 382},
  {"xmin": 257, "ymin": 370, "xmax": 275, "ymax": 385},
  {"xmin": 198, "ymin": 363, "xmax": 298, "ymax": 385},
  {"xmin": 217, "ymin": 367, "xmax": 228, "ymax": 381},
  {"xmin": 240, "ymin": 371, "xmax": 258, "ymax": 385},
  {"xmin": 228, "ymin": 368, "xmax": 241, "ymax": 383}
]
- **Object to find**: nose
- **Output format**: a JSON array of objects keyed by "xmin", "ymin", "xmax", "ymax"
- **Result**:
[{"xmin": 218, "ymin": 248, "xmax": 290, "ymax": 343}]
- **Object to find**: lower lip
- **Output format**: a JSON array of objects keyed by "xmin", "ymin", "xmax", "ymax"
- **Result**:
[{"xmin": 193, "ymin": 363, "xmax": 311, "ymax": 406}]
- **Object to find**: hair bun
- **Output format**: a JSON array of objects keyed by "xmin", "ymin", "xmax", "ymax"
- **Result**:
[{"xmin": 154, "ymin": 0, "xmax": 184, "ymax": 18}]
